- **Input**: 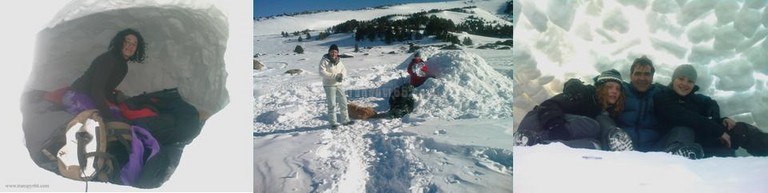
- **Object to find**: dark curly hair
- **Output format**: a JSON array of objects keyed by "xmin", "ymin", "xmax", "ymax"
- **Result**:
[{"xmin": 108, "ymin": 28, "xmax": 146, "ymax": 63}]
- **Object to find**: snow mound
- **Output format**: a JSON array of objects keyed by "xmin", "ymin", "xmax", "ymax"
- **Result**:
[
  {"xmin": 401, "ymin": 48, "xmax": 513, "ymax": 120},
  {"xmin": 516, "ymin": 143, "xmax": 768, "ymax": 193}
]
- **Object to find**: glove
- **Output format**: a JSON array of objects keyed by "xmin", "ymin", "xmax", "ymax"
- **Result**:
[
  {"xmin": 545, "ymin": 118, "xmax": 571, "ymax": 141},
  {"xmin": 335, "ymin": 73, "xmax": 343, "ymax": 82}
]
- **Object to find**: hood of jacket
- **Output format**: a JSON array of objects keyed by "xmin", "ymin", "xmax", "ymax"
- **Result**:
[{"xmin": 323, "ymin": 54, "xmax": 339, "ymax": 65}]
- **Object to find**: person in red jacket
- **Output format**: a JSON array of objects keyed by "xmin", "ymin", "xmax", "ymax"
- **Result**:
[{"xmin": 407, "ymin": 52, "xmax": 430, "ymax": 87}]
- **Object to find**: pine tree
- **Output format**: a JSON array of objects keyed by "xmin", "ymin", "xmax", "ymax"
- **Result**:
[
  {"xmin": 367, "ymin": 27, "xmax": 377, "ymax": 42},
  {"xmin": 384, "ymin": 28, "xmax": 394, "ymax": 44},
  {"xmin": 462, "ymin": 37, "xmax": 473, "ymax": 45},
  {"xmin": 298, "ymin": 36, "xmax": 303, "ymax": 42}
]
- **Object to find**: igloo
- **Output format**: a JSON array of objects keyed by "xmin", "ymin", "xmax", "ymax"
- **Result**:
[{"xmin": 20, "ymin": 0, "xmax": 229, "ymax": 189}]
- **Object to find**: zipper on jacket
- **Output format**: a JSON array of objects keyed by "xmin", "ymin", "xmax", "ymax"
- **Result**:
[{"xmin": 634, "ymin": 95, "xmax": 646, "ymax": 145}]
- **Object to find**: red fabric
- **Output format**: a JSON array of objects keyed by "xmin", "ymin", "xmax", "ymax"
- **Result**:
[
  {"xmin": 118, "ymin": 102, "xmax": 158, "ymax": 120},
  {"xmin": 407, "ymin": 58, "xmax": 429, "ymax": 87},
  {"xmin": 44, "ymin": 86, "xmax": 71, "ymax": 105}
]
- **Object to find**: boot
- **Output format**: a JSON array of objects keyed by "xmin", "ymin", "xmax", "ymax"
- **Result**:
[
  {"xmin": 605, "ymin": 127, "xmax": 634, "ymax": 151},
  {"xmin": 729, "ymin": 122, "xmax": 768, "ymax": 156},
  {"xmin": 664, "ymin": 142, "xmax": 704, "ymax": 160},
  {"xmin": 513, "ymin": 128, "xmax": 548, "ymax": 146}
]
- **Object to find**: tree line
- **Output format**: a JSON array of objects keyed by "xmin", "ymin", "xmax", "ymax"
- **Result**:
[
  {"xmin": 329, "ymin": 6, "xmax": 511, "ymax": 45},
  {"xmin": 279, "ymin": 5, "xmax": 513, "ymax": 46}
]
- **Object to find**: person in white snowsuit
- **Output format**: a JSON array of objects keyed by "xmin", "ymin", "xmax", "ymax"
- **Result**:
[{"xmin": 319, "ymin": 44, "xmax": 353, "ymax": 128}]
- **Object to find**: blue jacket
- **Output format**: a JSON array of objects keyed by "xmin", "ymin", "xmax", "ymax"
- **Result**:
[{"xmin": 617, "ymin": 82, "xmax": 665, "ymax": 151}]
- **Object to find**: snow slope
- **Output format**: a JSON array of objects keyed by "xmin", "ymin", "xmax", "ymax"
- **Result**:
[
  {"xmin": 254, "ymin": 1, "xmax": 512, "ymax": 192},
  {"xmin": 514, "ymin": 0, "xmax": 768, "ymax": 192},
  {"xmin": 253, "ymin": 0, "xmax": 511, "ymax": 36}
]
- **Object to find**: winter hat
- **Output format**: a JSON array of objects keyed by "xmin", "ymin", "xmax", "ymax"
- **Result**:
[
  {"xmin": 414, "ymin": 51, "xmax": 422, "ymax": 58},
  {"xmin": 329, "ymin": 44, "xmax": 339, "ymax": 52},
  {"xmin": 594, "ymin": 69, "xmax": 622, "ymax": 87},
  {"xmin": 671, "ymin": 64, "xmax": 697, "ymax": 83}
]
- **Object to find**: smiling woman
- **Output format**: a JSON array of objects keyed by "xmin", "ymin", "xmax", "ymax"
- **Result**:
[{"xmin": 20, "ymin": 0, "xmax": 230, "ymax": 189}]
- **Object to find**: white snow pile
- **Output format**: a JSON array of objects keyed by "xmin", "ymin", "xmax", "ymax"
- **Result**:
[
  {"xmin": 402, "ymin": 48, "xmax": 514, "ymax": 120},
  {"xmin": 516, "ymin": 143, "xmax": 768, "ymax": 193},
  {"xmin": 513, "ymin": 0, "xmax": 768, "ymax": 129}
]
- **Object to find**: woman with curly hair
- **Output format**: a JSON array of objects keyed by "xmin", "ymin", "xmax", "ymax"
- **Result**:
[
  {"xmin": 515, "ymin": 69, "xmax": 634, "ymax": 151},
  {"xmin": 65, "ymin": 28, "xmax": 147, "ymax": 121}
]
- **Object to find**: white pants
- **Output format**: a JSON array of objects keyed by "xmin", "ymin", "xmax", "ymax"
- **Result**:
[{"xmin": 323, "ymin": 86, "xmax": 350, "ymax": 125}]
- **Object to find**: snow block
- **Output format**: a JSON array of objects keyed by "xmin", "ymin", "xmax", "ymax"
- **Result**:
[
  {"xmin": 652, "ymin": 0, "xmax": 681, "ymax": 14},
  {"xmin": 712, "ymin": 58, "xmax": 756, "ymax": 92},
  {"xmin": 734, "ymin": 7, "xmax": 762, "ymax": 38},
  {"xmin": 714, "ymin": 0, "xmax": 740, "ymax": 25}
]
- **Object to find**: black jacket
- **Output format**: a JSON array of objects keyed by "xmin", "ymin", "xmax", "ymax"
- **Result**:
[
  {"xmin": 537, "ymin": 78, "xmax": 603, "ymax": 129},
  {"xmin": 653, "ymin": 85, "xmax": 727, "ymax": 147},
  {"xmin": 71, "ymin": 51, "xmax": 128, "ymax": 121}
]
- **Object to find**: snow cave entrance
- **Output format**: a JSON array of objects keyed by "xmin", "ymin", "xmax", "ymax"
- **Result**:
[{"xmin": 22, "ymin": 1, "xmax": 229, "ymax": 188}]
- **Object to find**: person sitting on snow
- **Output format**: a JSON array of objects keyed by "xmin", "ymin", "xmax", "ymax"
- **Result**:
[
  {"xmin": 319, "ymin": 44, "xmax": 354, "ymax": 129},
  {"xmin": 407, "ymin": 51, "xmax": 430, "ymax": 87},
  {"xmin": 65, "ymin": 28, "xmax": 147, "ymax": 122},
  {"xmin": 514, "ymin": 69, "xmax": 634, "ymax": 151},
  {"xmin": 616, "ymin": 56, "xmax": 705, "ymax": 159},
  {"xmin": 654, "ymin": 64, "xmax": 768, "ymax": 158}
]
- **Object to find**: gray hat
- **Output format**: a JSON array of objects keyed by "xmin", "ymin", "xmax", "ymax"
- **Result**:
[
  {"xmin": 594, "ymin": 69, "xmax": 622, "ymax": 87},
  {"xmin": 671, "ymin": 64, "xmax": 697, "ymax": 83}
]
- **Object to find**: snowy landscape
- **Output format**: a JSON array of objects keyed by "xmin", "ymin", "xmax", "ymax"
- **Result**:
[
  {"xmin": 253, "ymin": 1, "xmax": 513, "ymax": 192},
  {"xmin": 513, "ymin": 0, "xmax": 768, "ymax": 192}
]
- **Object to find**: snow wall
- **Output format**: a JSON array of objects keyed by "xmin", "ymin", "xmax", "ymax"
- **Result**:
[
  {"xmin": 513, "ymin": 0, "xmax": 768, "ymax": 130},
  {"xmin": 26, "ymin": 0, "xmax": 230, "ymax": 114}
]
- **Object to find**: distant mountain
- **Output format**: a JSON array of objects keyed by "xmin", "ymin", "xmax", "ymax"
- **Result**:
[{"xmin": 253, "ymin": 0, "xmax": 511, "ymax": 36}]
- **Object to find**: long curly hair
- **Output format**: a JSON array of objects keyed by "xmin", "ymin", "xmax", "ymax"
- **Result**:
[
  {"xmin": 596, "ymin": 83, "xmax": 625, "ymax": 118},
  {"xmin": 108, "ymin": 28, "xmax": 147, "ymax": 63}
]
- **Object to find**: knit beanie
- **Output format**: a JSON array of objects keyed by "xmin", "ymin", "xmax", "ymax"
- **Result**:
[
  {"xmin": 594, "ymin": 69, "xmax": 622, "ymax": 87},
  {"xmin": 671, "ymin": 64, "xmax": 697, "ymax": 83}
]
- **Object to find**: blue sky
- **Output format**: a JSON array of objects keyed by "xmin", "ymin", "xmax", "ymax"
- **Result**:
[{"xmin": 254, "ymin": 0, "xmax": 451, "ymax": 18}]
